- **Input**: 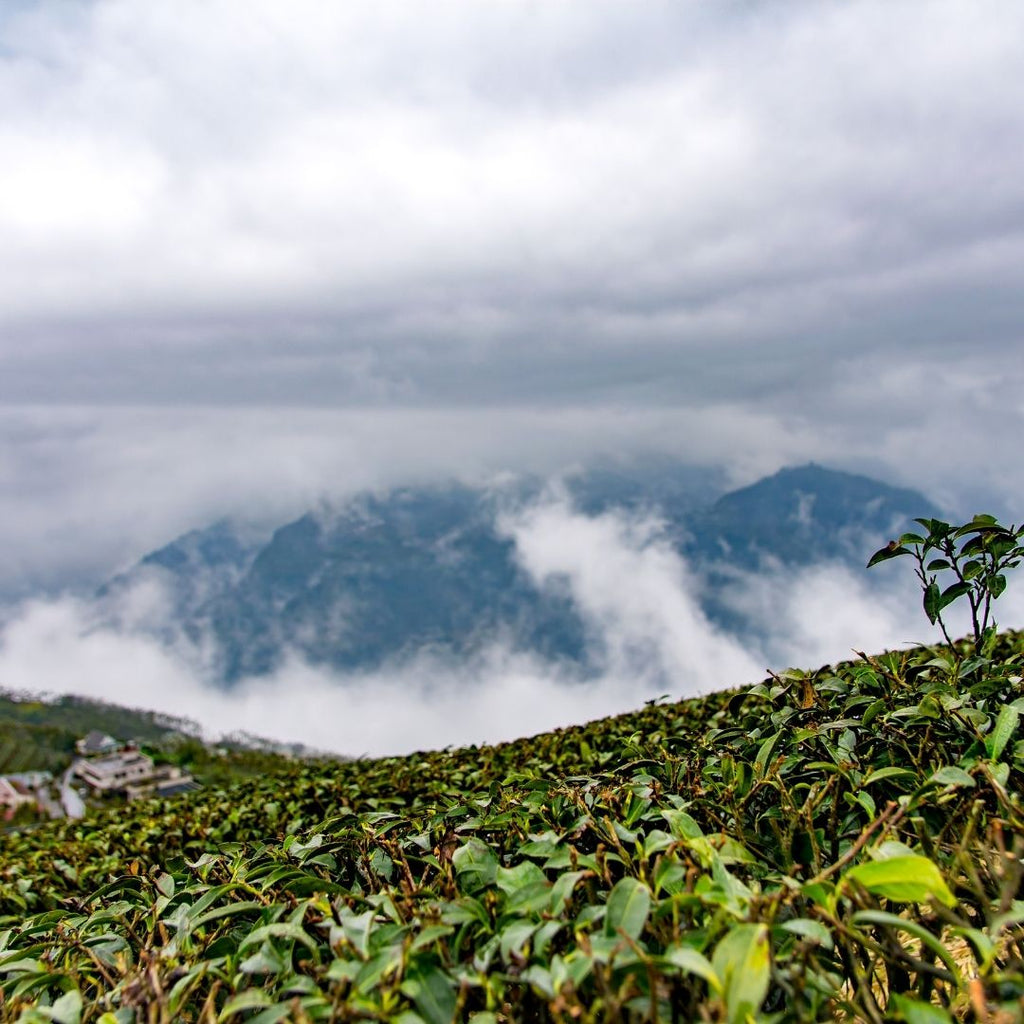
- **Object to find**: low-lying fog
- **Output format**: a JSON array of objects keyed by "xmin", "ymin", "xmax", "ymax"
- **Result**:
[{"xmin": 4, "ymin": 469, "xmax": 1016, "ymax": 757}]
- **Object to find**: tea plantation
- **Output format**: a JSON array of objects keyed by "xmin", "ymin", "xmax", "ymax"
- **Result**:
[{"xmin": 2, "ymin": 635, "xmax": 1023, "ymax": 1022}]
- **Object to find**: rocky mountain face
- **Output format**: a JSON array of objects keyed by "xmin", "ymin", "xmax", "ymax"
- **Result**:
[{"xmin": 99, "ymin": 463, "xmax": 940, "ymax": 683}]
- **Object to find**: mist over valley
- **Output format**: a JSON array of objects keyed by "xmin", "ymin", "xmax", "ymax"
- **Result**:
[{"xmin": 3, "ymin": 456, "xmax": 988, "ymax": 756}]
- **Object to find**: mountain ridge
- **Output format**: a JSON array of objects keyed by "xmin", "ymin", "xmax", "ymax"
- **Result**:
[{"xmin": 99, "ymin": 462, "xmax": 941, "ymax": 684}]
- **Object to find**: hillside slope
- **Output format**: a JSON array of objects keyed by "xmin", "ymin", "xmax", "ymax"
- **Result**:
[{"xmin": 1, "ymin": 633, "xmax": 1022, "ymax": 1021}]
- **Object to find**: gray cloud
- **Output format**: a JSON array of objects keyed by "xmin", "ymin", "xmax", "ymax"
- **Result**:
[
  {"xmin": 0, "ymin": 404, "xmax": 803, "ymax": 596},
  {"xmin": 0, "ymin": 0, "xmax": 1022, "ymax": 414},
  {"xmin": 1, "ymin": 399, "xmax": 1020, "ymax": 603}
]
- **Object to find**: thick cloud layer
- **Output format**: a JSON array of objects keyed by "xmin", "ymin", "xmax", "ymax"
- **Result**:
[
  {"xmin": 1, "ymin": 403, "xmax": 1019, "ymax": 601},
  {"xmin": 0, "ymin": 404, "xmax": 799, "ymax": 596},
  {"xmin": 1, "ymin": 1, "xmax": 1022, "ymax": 412}
]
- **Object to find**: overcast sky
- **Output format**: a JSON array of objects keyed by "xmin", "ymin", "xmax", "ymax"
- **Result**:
[
  {"xmin": 3, "ymin": 0, "xmax": 1023, "ymax": 403},
  {"xmin": 1, "ymin": 1, "xmax": 1022, "ymax": 573},
  {"xmin": 1, "ymin": 2, "xmax": 1023, "ymax": 745}
]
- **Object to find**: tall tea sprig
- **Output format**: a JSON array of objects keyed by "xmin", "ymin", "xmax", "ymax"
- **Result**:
[{"xmin": 868, "ymin": 514, "xmax": 1024, "ymax": 650}]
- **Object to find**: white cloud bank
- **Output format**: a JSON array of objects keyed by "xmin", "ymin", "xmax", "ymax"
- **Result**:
[{"xmin": 4, "ymin": 497, "xmax": 1011, "ymax": 758}]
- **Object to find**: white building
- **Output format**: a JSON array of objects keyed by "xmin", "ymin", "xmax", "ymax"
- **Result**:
[
  {"xmin": 75, "ymin": 749, "xmax": 155, "ymax": 792},
  {"xmin": 124, "ymin": 765, "xmax": 199, "ymax": 801},
  {"xmin": 5, "ymin": 771, "xmax": 53, "ymax": 789},
  {"xmin": 76, "ymin": 731, "xmax": 119, "ymax": 756},
  {"xmin": 0, "ymin": 777, "xmax": 36, "ymax": 817}
]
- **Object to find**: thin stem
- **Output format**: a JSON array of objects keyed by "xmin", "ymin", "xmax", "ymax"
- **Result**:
[
  {"xmin": 914, "ymin": 551, "xmax": 955, "ymax": 648},
  {"xmin": 943, "ymin": 535, "xmax": 981, "ymax": 648}
]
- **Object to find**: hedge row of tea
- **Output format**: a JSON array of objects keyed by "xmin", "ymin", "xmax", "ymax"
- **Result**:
[{"xmin": 2, "ymin": 634, "xmax": 1023, "ymax": 1022}]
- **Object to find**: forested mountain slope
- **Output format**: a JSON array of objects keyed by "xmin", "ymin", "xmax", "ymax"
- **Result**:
[{"xmin": 98, "ymin": 463, "xmax": 939, "ymax": 683}]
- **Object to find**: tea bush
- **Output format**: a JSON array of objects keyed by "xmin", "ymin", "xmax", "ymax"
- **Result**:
[
  {"xmin": 2, "ymin": 604, "xmax": 1023, "ymax": 1018},
  {"xmin": 869, "ymin": 513, "xmax": 1024, "ymax": 651}
]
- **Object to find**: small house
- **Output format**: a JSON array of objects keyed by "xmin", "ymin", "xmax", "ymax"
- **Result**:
[
  {"xmin": 125, "ymin": 764, "xmax": 200, "ymax": 801},
  {"xmin": 76, "ymin": 731, "xmax": 119, "ymax": 756},
  {"xmin": 0, "ymin": 777, "xmax": 36, "ymax": 819},
  {"xmin": 75, "ymin": 749, "xmax": 155, "ymax": 793},
  {"xmin": 5, "ymin": 770, "xmax": 53, "ymax": 789}
]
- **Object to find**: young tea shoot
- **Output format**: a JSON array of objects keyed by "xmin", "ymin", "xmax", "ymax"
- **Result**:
[{"xmin": 868, "ymin": 513, "xmax": 1024, "ymax": 652}]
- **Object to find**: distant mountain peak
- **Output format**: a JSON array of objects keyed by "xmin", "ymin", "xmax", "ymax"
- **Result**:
[
  {"xmin": 691, "ymin": 463, "xmax": 940, "ymax": 568},
  {"xmin": 99, "ymin": 461, "xmax": 941, "ymax": 684}
]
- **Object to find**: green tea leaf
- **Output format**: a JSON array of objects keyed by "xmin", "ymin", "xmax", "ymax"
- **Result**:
[
  {"xmin": 47, "ymin": 990, "xmax": 83, "ymax": 1024},
  {"xmin": 711, "ymin": 923, "xmax": 770, "ymax": 1024},
  {"xmin": 888, "ymin": 993, "xmax": 954, "ymax": 1024},
  {"xmin": 452, "ymin": 838, "xmax": 499, "ymax": 892},
  {"xmin": 400, "ymin": 962, "xmax": 456, "ymax": 1024},
  {"xmin": 867, "ymin": 543, "xmax": 908, "ymax": 567},
  {"xmin": 662, "ymin": 809, "xmax": 703, "ymax": 839},
  {"xmin": 499, "ymin": 920, "xmax": 537, "ymax": 961},
  {"xmin": 929, "ymin": 765, "xmax": 975, "ymax": 788},
  {"xmin": 779, "ymin": 918, "xmax": 832, "ymax": 948},
  {"xmin": 238, "ymin": 940, "xmax": 287, "ymax": 976},
  {"xmin": 663, "ymin": 945, "xmax": 721, "ymax": 992},
  {"xmin": 604, "ymin": 877, "xmax": 650, "ymax": 941},
  {"xmin": 247, "ymin": 1006, "xmax": 298, "ymax": 1024},
  {"xmin": 852, "ymin": 910, "xmax": 960, "ymax": 976},
  {"xmin": 987, "ymin": 704, "xmax": 1019, "ymax": 760},
  {"xmin": 496, "ymin": 861, "xmax": 546, "ymax": 897},
  {"xmin": 338, "ymin": 909, "xmax": 375, "ymax": 959},
  {"xmin": 218, "ymin": 990, "xmax": 273, "ymax": 1021},
  {"xmin": 938, "ymin": 581, "xmax": 970, "ymax": 611},
  {"xmin": 862, "ymin": 766, "xmax": 916, "ymax": 786},
  {"xmin": 548, "ymin": 870, "xmax": 585, "ymax": 915},
  {"xmin": 843, "ymin": 855, "xmax": 955, "ymax": 906},
  {"xmin": 754, "ymin": 731, "xmax": 783, "ymax": 778}
]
